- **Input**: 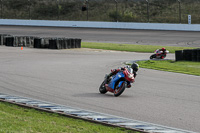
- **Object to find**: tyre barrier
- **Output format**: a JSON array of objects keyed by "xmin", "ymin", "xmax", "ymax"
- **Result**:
[
  {"xmin": 197, "ymin": 49, "xmax": 200, "ymax": 62},
  {"xmin": 1, "ymin": 34, "xmax": 81, "ymax": 49},
  {"xmin": 49, "ymin": 38, "xmax": 58, "ymax": 49},
  {"xmin": 5, "ymin": 36, "xmax": 14, "ymax": 46},
  {"xmin": 34, "ymin": 37, "xmax": 51, "ymax": 49},
  {"xmin": 175, "ymin": 49, "xmax": 200, "ymax": 62},
  {"xmin": 49, "ymin": 38, "xmax": 81, "ymax": 49},
  {"xmin": 14, "ymin": 36, "xmax": 35, "ymax": 47},
  {"xmin": 34, "ymin": 38, "xmax": 42, "ymax": 48},
  {"xmin": 0, "ymin": 34, "xmax": 11, "ymax": 45}
]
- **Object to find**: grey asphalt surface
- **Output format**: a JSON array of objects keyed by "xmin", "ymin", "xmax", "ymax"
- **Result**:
[
  {"xmin": 0, "ymin": 26, "xmax": 200, "ymax": 132},
  {"xmin": 0, "ymin": 47, "xmax": 200, "ymax": 132},
  {"xmin": 1, "ymin": 25, "xmax": 200, "ymax": 47}
]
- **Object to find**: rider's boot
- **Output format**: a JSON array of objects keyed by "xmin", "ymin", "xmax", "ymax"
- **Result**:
[
  {"xmin": 127, "ymin": 84, "xmax": 131, "ymax": 88},
  {"xmin": 126, "ymin": 82, "xmax": 131, "ymax": 88}
]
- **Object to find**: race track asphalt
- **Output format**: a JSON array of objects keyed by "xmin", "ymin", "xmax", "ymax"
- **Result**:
[
  {"xmin": 0, "ymin": 25, "xmax": 200, "ymax": 47},
  {"xmin": 0, "ymin": 26, "xmax": 200, "ymax": 132}
]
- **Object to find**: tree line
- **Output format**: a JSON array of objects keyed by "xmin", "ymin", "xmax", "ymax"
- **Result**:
[{"xmin": 1, "ymin": 0, "xmax": 200, "ymax": 24}]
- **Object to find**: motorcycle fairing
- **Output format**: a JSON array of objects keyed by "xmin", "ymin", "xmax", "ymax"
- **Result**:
[{"xmin": 108, "ymin": 71, "xmax": 125, "ymax": 90}]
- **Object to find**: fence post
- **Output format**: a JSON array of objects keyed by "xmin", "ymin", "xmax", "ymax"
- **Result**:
[
  {"xmin": 188, "ymin": 15, "xmax": 191, "ymax": 24},
  {"xmin": 28, "ymin": 0, "xmax": 31, "ymax": 19},
  {"xmin": 57, "ymin": 0, "xmax": 60, "ymax": 20},
  {"xmin": 115, "ymin": 0, "xmax": 118, "ymax": 22},
  {"xmin": 86, "ymin": 0, "xmax": 89, "ymax": 21},
  {"xmin": 1, "ymin": 0, "xmax": 3, "ymax": 18},
  {"xmin": 146, "ymin": 0, "xmax": 149, "ymax": 23},
  {"xmin": 178, "ymin": 0, "xmax": 181, "ymax": 23}
]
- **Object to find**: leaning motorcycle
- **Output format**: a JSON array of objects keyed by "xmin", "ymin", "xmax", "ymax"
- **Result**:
[
  {"xmin": 99, "ymin": 68, "xmax": 134, "ymax": 97},
  {"xmin": 150, "ymin": 49, "xmax": 169, "ymax": 59}
]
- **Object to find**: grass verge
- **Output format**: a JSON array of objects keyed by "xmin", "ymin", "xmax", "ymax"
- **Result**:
[
  {"xmin": 82, "ymin": 42, "xmax": 200, "ymax": 76},
  {"xmin": 136, "ymin": 60, "xmax": 200, "ymax": 76},
  {"xmin": 0, "ymin": 101, "xmax": 137, "ymax": 133},
  {"xmin": 82, "ymin": 42, "xmax": 196, "ymax": 53}
]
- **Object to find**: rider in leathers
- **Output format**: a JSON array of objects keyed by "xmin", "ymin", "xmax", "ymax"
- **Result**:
[
  {"xmin": 106, "ymin": 63, "xmax": 139, "ymax": 88},
  {"xmin": 157, "ymin": 48, "xmax": 167, "ymax": 59}
]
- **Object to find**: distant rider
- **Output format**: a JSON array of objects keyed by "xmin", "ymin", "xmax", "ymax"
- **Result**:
[
  {"xmin": 106, "ymin": 63, "xmax": 139, "ymax": 88},
  {"xmin": 157, "ymin": 47, "xmax": 167, "ymax": 59}
]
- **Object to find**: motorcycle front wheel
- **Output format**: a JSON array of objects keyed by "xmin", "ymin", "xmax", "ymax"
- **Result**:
[
  {"xmin": 99, "ymin": 79, "xmax": 108, "ymax": 94},
  {"xmin": 114, "ymin": 82, "xmax": 125, "ymax": 97},
  {"xmin": 150, "ymin": 54, "xmax": 156, "ymax": 59}
]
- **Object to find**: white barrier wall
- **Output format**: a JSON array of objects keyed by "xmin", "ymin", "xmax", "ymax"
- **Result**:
[{"xmin": 1, "ymin": 19, "xmax": 200, "ymax": 31}]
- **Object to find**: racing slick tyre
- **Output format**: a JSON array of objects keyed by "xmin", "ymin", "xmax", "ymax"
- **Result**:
[
  {"xmin": 114, "ymin": 81, "xmax": 125, "ymax": 97},
  {"xmin": 150, "ymin": 54, "xmax": 156, "ymax": 59},
  {"xmin": 160, "ymin": 55, "xmax": 166, "ymax": 59},
  {"xmin": 99, "ymin": 79, "xmax": 108, "ymax": 94}
]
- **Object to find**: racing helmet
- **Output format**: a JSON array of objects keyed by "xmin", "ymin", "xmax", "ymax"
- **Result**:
[{"xmin": 131, "ymin": 63, "xmax": 139, "ymax": 72}]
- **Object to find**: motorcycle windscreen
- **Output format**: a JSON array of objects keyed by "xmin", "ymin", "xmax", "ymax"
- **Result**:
[{"xmin": 108, "ymin": 71, "xmax": 125, "ymax": 89}]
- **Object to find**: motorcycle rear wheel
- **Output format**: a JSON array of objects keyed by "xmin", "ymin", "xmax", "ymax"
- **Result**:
[
  {"xmin": 114, "ymin": 82, "xmax": 125, "ymax": 97},
  {"xmin": 160, "ymin": 54, "xmax": 166, "ymax": 59},
  {"xmin": 99, "ymin": 79, "xmax": 108, "ymax": 94}
]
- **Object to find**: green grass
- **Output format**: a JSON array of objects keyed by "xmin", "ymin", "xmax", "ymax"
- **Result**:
[
  {"xmin": 82, "ymin": 42, "xmax": 200, "ymax": 76},
  {"xmin": 0, "ymin": 101, "xmax": 137, "ymax": 133},
  {"xmin": 82, "ymin": 42, "xmax": 196, "ymax": 53},
  {"xmin": 136, "ymin": 60, "xmax": 200, "ymax": 76}
]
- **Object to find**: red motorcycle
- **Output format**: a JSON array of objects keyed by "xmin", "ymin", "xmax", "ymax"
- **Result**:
[
  {"xmin": 150, "ymin": 49, "xmax": 169, "ymax": 59},
  {"xmin": 99, "ymin": 68, "xmax": 134, "ymax": 97}
]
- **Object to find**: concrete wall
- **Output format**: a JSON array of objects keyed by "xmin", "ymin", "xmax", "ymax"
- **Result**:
[{"xmin": 1, "ymin": 19, "xmax": 200, "ymax": 31}]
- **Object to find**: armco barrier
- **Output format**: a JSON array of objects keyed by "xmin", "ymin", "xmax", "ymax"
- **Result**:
[
  {"xmin": 1, "ymin": 19, "xmax": 200, "ymax": 31},
  {"xmin": 175, "ymin": 49, "xmax": 200, "ymax": 62}
]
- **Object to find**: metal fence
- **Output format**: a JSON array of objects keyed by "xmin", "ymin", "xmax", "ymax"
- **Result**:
[{"xmin": 1, "ymin": 0, "xmax": 200, "ymax": 24}]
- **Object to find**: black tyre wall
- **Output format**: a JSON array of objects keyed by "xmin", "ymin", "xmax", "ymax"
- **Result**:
[
  {"xmin": 1, "ymin": 34, "xmax": 81, "ymax": 50},
  {"xmin": 5, "ymin": 36, "xmax": 14, "ymax": 46},
  {"xmin": 175, "ymin": 50, "xmax": 183, "ymax": 61}
]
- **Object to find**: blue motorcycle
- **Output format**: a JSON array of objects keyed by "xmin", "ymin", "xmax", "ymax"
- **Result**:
[{"xmin": 99, "ymin": 68, "xmax": 134, "ymax": 97}]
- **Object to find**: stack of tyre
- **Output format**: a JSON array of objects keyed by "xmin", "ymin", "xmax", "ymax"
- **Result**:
[
  {"xmin": 175, "ymin": 49, "xmax": 200, "ymax": 62},
  {"xmin": 0, "ymin": 34, "xmax": 81, "ymax": 49}
]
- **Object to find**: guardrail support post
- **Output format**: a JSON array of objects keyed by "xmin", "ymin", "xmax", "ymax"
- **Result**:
[
  {"xmin": 178, "ymin": 0, "xmax": 181, "ymax": 23},
  {"xmin": 146, "ymin": 0, "xmax": 149, "ymax": 23},
  {"xmin": 115, "ymin": 0, "xmax": 118, "ymax": 22},
  {"xmin": 28, "ymin": 0, "xmax": 31, "ymax": 20},
  {"xmin": 1, "ymin": 0, "xmax": 3, "ymax": 18},
  {"xmin": 57, "ymin": 0, "xmax": 60, "ymax": 20},
  {"xmin": 86, "ymin": 0, "xmax": 89, "ymax": 21}
]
